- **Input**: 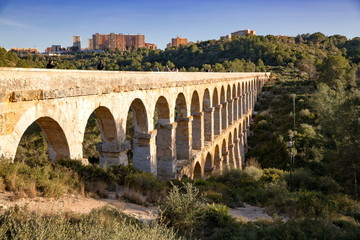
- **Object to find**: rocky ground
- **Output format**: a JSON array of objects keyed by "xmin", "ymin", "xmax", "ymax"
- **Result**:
[{"xmin": 0, "ymin": 191, "xmax": 278, "ymax": 222}]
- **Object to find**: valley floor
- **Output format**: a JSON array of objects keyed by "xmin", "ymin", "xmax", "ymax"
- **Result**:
[{"xmin": 0, "ymin": 190, "xmax": 278, "ymax": 222}]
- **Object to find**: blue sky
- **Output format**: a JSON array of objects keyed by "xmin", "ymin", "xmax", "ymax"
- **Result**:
[{"xmin": 0, "ymin": 0, "xmax": 359, "ymax": 51}]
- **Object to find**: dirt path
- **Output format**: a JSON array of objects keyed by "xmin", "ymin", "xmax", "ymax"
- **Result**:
[
  {"xmin": 228, "ymin": 203, "xmax": 273, "ymax": 221},
  {"xmin": 0, "ymin": 192, "xmax": 280, "ymax": 222}
]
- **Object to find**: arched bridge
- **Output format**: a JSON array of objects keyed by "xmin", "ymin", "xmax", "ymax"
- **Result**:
[{"xmin": 0, "ymin": 68, "xmax": 269, "ymax": 179}]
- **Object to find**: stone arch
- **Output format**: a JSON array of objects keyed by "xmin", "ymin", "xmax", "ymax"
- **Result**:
[
  {"xmin": 233, "ymin": 128, "xmax": 240, "ymax": 169},
  {"xmin": 220, "ymin": 86, "xmax": 227, "ymax": 130},
  {"xmin": 175, "ymin": 93, "xmax": 190, "ymax": 160},
  {"xmin": 214, "ymin": 145, "xmax": 221, "ymax": 174},
  {"xmin": 226, "ymin": 85, "xmax": 233, "ymax": 125},
  {"xmin": 242, "ymin": 82, "xmax": 246, "ymax": 115},
  {"xmin": 237, "ymin": 82, "xmax": 242, "ymax": 119},
  {"xmin": 204, "ymin": 152, "xmax": 213, "ymax": 177},
  {"xmin": 228, "ymin": 132, "xmax": 234, "ymax": 168},
  {"xmin": 154, "ymin": 96, "xmax": 170, "ymax": 125},
  {"xmin": 15, "ymin": 117, "xmax": 70, "ymax": 161},
  {"xmin": 212, "ymin": 87, "xmax": 221, "ymax": 135},
  {"xmin": 93, "ymin": 106, "xmax": 117, "ymax": 142},
  {"xmin": 83, "ymin": 106, "xmax": 118, "ymax": 166},
  {"xmin": 243, "ymin": 118, "xmax": 248, "ymax": 154},
  {"xmin": 203, "ymin": 89, "xmax": 213, "ymax": 142},
  {"xmin": 250, "ymin": 80, "xmax": 254, "ymax": 109},
  {"xmin": 232, "ymin": 83, "xmax": 238, "ymax": 122},
  {"xmin": 128, "ymin": 98, "xmax": 154, "ymax": 173},
  {"xmin": 193, "ymin": 161, "xmax": 202, "ymax": 179},
  {"xmin": 221, "ymin": 138, "xmax": 228, "ymax": 169},
  {"xmin": 154, "ymin": 96, "xmax": 175, "ymax": 179},
  {"xmin": 244, "ymin": 82, "xmax": 248, "ymax": 113},
  {"xmin": 191, "ymin": 91, "xmax": 203, "ymax": 150},
  {"xmin": 129, "ymin": 98, "xmax": 148, "ymax": 133}
]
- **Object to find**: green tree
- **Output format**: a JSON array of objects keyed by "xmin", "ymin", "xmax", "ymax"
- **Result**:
[{"xmin": 317, "ymin": 55, "xmax": 354, "ymax": 88}]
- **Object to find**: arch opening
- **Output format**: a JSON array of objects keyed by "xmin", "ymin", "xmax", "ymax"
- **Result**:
[
  {"xmin": 233, "ymin": 128, "xmax": 239, "ymax": 169},
  {"xmin": 221, "ymin": 139, "xmax": 228, "ymax": 170},
  {"xmin": 212, "ymin": 87, "xmax": 221, "ymax": 135},
  {"xmin": 127, "ymin": 98, "xmax": 153, "ymax": 173},
  {"xmin": 204, "ymin": 152, "xmax": 213, "ymax": 177},
  {"xmin": 220, "ymin": 86, "xmax": 227, "ymax": 130},
  {"xmin": 15, "ymin": 117, "xmax": 70, "ymax": 164},
  {"xmin": 227, "ymin": 85, "xmax": 233, "ymax": 126},
  {"xmin": 154, "ymin": 96, "xmax": 175, "ymax": 178},
  {"xmin": 214, "ymin": 145, "xmax": 221, "ymax": 174},
  {"xmin": 203, "ymin": 89, "xmax": 212, "ymax": 142},
  {"xmin": 232, "ymin": 84, "xmax": 238, "ymax": 122},
  {"xmin": 193, "ymin": 162, "xmax": 202, "ymax": 179},
  {"xmin": 228, "ymin": 133, "xmax": 234, "ymax": 168},
  {"xmin": 238, "ymin": 83, "xmax": 242, "ymax": 119},
  {"xmin": 83, "ymin": 106, "xmax": 117, "ymax": 166},
  {"xmin": 175, "ymin": 93, "xmax": 190, "ymax": 160},
  {"xmin": 191, "ymin": 91, "xmax": 203, "ymax": 150}
]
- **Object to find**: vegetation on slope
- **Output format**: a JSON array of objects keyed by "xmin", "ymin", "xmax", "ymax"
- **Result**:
[{"xmin": 0, "ymin": 31, "xmax": 360, "ymax": 239}]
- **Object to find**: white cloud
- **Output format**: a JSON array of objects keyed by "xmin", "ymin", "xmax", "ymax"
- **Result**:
[{"xmin": 0, "ymin": 18, "xmax": 27, "ymax": 28}]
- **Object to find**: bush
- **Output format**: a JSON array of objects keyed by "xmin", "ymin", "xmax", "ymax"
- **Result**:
[
  {"xmin": 0, "ymin": 206, "xmax": 182, "ymax": 240},
  {"xmin": 0, "ymin": 160, "xmax": 82, "ymax": 198},
  {"xmin": 294, "ymin": 191, "xmax": 337, "ymax": 218},
  {"xmin": 261, "ymin": 168, "xmax": 285, "ymax": 182},
  {"xmin": 204, "ymin": 203, "xmax": 234, "ymax": 228},
  {"xmin": 158, "ymin": 182, "xmax": 206, "ymax": 238},
  {"xmin": 285, "ymin": 168, "xmax": 315, "ymax": 190},
  {"xmin": 125, "ymin": 172, "xmax": 165, "ymax": 203}
]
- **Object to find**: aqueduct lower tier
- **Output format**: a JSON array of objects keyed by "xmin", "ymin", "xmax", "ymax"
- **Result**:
[{"xmin": 0, "ymin": 68, "xmax": 269, "ymax": 179}]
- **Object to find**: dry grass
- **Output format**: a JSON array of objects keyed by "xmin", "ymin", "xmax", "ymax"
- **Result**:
[
  {"xmin": 85, "ymin": 181, "xmax": 108, "ymax": 199},
  {"xmin": 246, "ymin": 157, "xmax": 261, "ymax": 168},
  {"xmin": 122, "ymin": 187, "xmax": 147, "ymax": 205},
  {"xmin": 25, "ymin": 181, "xmax": 37, "ymax": 198},
  {"xmin": 0, "ymin": 178, "xmax": 5, "ymax": 193}
]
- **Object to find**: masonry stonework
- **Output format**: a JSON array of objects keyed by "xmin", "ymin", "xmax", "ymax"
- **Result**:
[{"xmin": 0, "ymin": 68, "xmax": 269, "ymax": 179}]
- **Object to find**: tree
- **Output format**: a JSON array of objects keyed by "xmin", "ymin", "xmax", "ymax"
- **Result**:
[
  {"xmin": 299, "ymin": 58, "xmax": 317, "ymax": 80},
  {"xmin": 310, "ymin": 83, "xmax": 360, "ymax": 195},
  {"xmin": 166, "ymin": 60, "xmax": 175, "ymax": 69},
  {"xmin": 256, "ymin": 58, "xmax": 266, "ymax": 72},
  {"xmin": 317, "ymin": 55, "xmax": 354, "ymax": 88}
]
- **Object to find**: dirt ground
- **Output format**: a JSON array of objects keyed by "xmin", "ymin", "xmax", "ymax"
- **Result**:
[{"xmin": 0, "ymin": 191, "xmax": 278, "ymax": 222}]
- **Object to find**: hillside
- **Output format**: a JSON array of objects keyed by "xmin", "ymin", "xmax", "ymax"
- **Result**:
[{"xmin": 0, "ymin": 32, "xmax": 359, "ymax": 239}]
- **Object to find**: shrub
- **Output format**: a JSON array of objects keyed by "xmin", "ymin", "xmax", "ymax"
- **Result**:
[
  {"xmin": 294, "ymin": 191, "xmax": 337, "ymax": 218},
  {"xmin": 158, "ymin": 182, "xmax": 206, "ymax": 238},
  {"xmin": 122, "ymin": 187, "xmax": 147, "ymax": 205},
  {"xmin": 0, "ymin": 206, "xmax": 182, "ymax": 240},
  {"xmin": 85, "ymin": 181, "xmax": 108, "ymax": 198},
  {"xmin": 261, "ymin": 168, "xmax": 285, "ymax": 182},
  {"xmin": 203, "ymin": 190, "xmax": 224, "ymax": 204},
  {"xmin": 125, "ymin": 172, "xmax": 165, "ymax": 202},
  {"xmin": 285, "ymin": 168, "xmax": 315, "ymax": 190},
  {"xmin": 0, "ymin": 161, "xmax": 82, "ymax": 198},
  {"xmin": 204, "ymin": 203, "xmax": 234, "ymax": 228}
]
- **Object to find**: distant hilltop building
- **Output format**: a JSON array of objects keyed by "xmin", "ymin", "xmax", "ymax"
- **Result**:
[
  {"xmin": 10, "ymin": 48, "xmax": 39, "ymax": 54},
  {"xmin": 167, "ymin": 37, "xmax": 188, "ymax": 47},
  {"xmin": 72, "ymin": 35, "xmax": 81, "ymax": 50},
  {"xmin": 221, "ymin": 29, "xmax": 256, "ymax": 40},
  {"xmin": 145, "ymin": 43, "xmax": 157, "ymax": 50},
  {"xmin": 45, "ymin": 45, "xmax": 66, "ymax": 53},
  {"xmin": 220, "ymin": 35, "xmax": 232, "ymax": 41},
  {"xmin": 231, "ymin": 29, "xmax": 256, "ymax": 37},
  {"xmin": 88, "ymin": 33, "xmax": 156, "ymax": 51}
]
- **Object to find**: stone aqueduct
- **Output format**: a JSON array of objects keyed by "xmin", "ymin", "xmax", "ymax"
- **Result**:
[{"xmin": 0, "ymin": 68, "xmax": 269, "ymax": 179}]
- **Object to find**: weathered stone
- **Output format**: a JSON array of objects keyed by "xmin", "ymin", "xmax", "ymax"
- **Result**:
[{"xmin": 0, "ymin": 67, "xmax": 269, "ymax": 179}]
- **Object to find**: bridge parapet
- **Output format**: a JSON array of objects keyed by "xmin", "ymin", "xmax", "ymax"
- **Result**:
[{"xmin": 0, "ymin": 67, "xmax": 268, "ymax": 102}]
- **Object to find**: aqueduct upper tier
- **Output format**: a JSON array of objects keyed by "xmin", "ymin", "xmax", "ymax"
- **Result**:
[{"xmin": 0, "ymin": 68, "xmax": 269, "ymax": 179}]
